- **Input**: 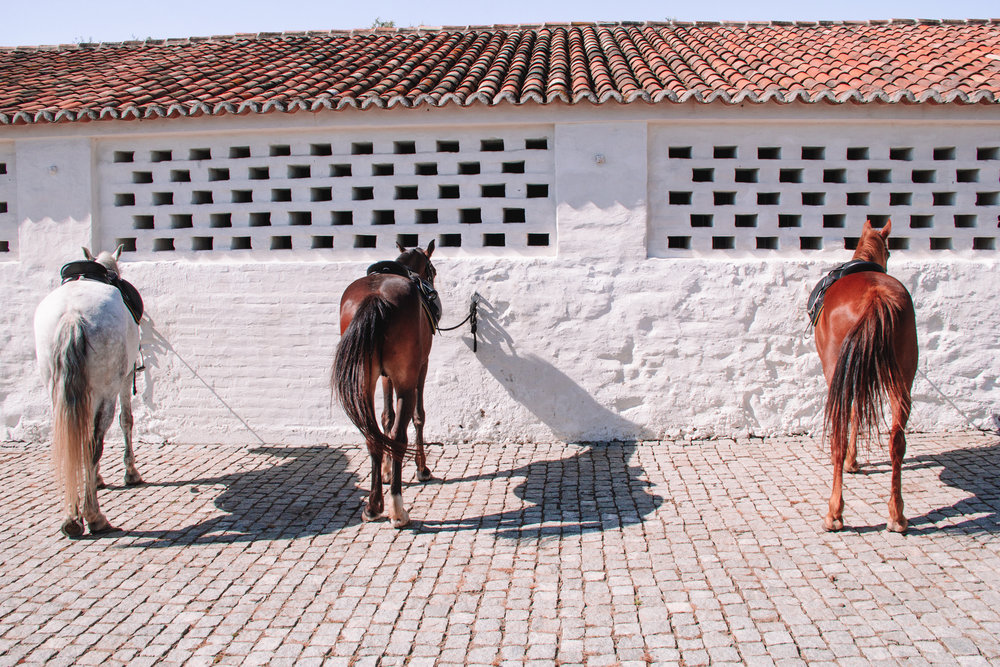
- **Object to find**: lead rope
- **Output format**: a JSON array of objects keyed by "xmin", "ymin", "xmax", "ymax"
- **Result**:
[
  {"xmin": 133, "ymin": 345, "xmax": 146, "ymax": 396},
  {"xmin": 437, "ymin": 293, "xmax": 480, "ymax": 352}
]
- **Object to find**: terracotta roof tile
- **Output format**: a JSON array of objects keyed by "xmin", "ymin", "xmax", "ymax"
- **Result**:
[{"xmin": 2, "ymin": 20, "xmax": 1000, "ymax": 125}]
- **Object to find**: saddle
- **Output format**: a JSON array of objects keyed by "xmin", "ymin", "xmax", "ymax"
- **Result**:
[
  {"xmin": 60, "ymin": 260, "xmax": 144, "ymax": 324},
  {"xmin": 367, "ymin": 260, "xmax": 442, "ymax": 331},
  {"xmin": 807, "ymin": 260, "xmax": 885, "ymax": 326}
]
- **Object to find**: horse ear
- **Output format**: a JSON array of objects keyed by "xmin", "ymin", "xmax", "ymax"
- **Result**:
[
  {"xmin": 862, "ymin": 219, "xmax": 873, "ymax": 234},
  {"xmin": 82, "ymin": 247, "xmax": 95, "ymax": 261},
  {"xmin": 396, "ymin": 240, "xmax": 406, "ymax": 253},
  {"xmin": 880, "ymin": 219, "xmax": 892, "ymax": 238},
  {"xmin": 113, "ymin": 244, "xmax": 124, "ymax": 260},
  {"xmin": 425, "ymin": 239, "xmax": 435, "ymax": 257}
]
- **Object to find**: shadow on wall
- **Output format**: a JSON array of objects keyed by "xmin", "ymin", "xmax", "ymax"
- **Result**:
[
  {"xmin": 124, "ymin": 446, "xmax": 362, "ymax": 546},
  {"xmin": 470, "ymin": 296, "xmax": 650, "ymax": 442}
]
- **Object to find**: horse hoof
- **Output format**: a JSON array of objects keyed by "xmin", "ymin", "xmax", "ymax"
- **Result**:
[
  {"xmin": 823, "ymin": 516, "xmax": 843, "ymax": 532},
  {"xmin": 416, "ymin": 468, "xmax": 432, "ymax": 482},
  {"xmin": 362, "ymin": 506, "xmax": 382, "ymax": 522},
  {"xmin": 96, "ymin": 476, "xmax": 107, "ymax": 490},
  {"xmin": 88, "ymin": 517, "xmax": 116, "ymax": 535},
  {"xmin": 845, "ymin": 463, "xmax": 861, "ymax": 474},
  {"xmin": 61, "ymin": 518, "xmax": 85, "ymax": 538},
  {"xmin": 124, "ymin": 473, "xmax": 144, "ymax": 486},
  {"xmin": 887, "ymin": 518, "xmax": 908, "ymax": 534}
]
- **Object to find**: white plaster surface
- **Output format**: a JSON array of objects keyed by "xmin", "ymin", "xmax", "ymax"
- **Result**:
[{"xmin": 1, "ymin": 104, "xmax": 997, "ymax": 446}]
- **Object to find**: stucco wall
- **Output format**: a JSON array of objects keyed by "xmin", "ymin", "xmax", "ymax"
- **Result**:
[{"xmin": 2, "ymin": 103, "xmax": 997, "ymax": 446}]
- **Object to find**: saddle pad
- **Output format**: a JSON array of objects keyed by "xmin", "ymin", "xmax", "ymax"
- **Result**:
[
  {"xmin": 806, "ymin": 260, "xmax": 885, "ymax": 326},
  {"xmin": 60, "ymin": 260, "xmax": 144, "ymax": 324}
]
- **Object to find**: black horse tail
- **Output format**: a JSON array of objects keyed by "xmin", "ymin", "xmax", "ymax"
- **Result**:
[
  {"xmin": 333, "ymin": 294, "xmax": 399, "ymax": 458},
  {"xmin": 825, "ymin": 289, "xmax": 911, "ymax": 466}
]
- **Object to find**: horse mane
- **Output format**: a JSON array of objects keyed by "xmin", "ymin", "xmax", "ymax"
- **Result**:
[{"xmin": 853, "ymin": 228, "xmax": 888, "ymax": 265}]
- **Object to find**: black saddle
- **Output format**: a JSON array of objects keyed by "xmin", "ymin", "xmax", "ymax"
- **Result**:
[
  {"xmin": 806, "ymin": 260, "xmax": 885, "ymax": 326},
  {"xmin": 60, "ymin": 260, "xmax": 143, "ymax": 324},
  {"xmin": 367, "ymin": 260, "xmax": 442, "ymax": 331}
]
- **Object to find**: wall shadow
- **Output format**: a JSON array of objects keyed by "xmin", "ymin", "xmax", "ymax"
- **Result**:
[
  {"xmin": 905, "ymin": 438, "xmax": 1000, "ymax": 535},
  {"xmin": 123, "ymin": 445, "xmax": 362, "ymax": 547}
]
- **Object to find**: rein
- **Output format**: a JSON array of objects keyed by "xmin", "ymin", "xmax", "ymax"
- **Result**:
[{"xmin": 436, "ymin": 293, "xmax": 480, "ymax": 352}]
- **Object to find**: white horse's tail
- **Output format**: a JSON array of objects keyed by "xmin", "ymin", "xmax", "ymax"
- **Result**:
[{"xmin": 49, "ymin": 313, "xmax": 92, "ymax": 517}]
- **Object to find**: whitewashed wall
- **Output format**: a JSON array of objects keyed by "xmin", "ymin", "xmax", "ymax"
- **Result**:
[{"xmin": 1, "ymin": 102, "xmax": 997, "ymax": 446}]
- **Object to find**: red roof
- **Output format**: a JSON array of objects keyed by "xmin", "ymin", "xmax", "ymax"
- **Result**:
[{"xmin": 2, "ymin": 20, "xmax": 1000, "ymax": 125}]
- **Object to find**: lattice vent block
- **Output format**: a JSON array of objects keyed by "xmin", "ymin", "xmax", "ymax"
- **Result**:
[{"xmin": 0, "ymin": 144, "xmax": 15, "ymax": 258}]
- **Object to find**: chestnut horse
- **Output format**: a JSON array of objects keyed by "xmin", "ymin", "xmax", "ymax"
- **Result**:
[
  {"xmin": 333, "ymin": 241, "xmax": 437, "ymax": 528},
  {"xmin": 813, "ymin": 220, "xmax": 917, "ymax": 533}
]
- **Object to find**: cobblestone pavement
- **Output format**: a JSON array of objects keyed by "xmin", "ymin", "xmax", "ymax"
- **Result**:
[{"xmin": 1, "ymin": 432, "xmax": 999, "ymax": 666}]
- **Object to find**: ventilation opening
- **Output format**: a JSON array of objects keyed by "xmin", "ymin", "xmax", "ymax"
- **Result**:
[
  {"xmin": 353, "ymin": 187, "xmax": 374, "ymax": 201},
  {"xmin": 289, "ymin": 211, "xmax": 312, "ymax": 226},
  {"xmin": 669, "ymin": 191, "xmax": 692, "ymax": 205},
  {"xmin": 844, "ymin": 237, "xmax": 859, "ymax": 250},
  {"xmin": 312, "ymin": 236, "xmax": 334, "ymax": 249},
  {"xmin": 151, "ymin": 150, "xmax": 172, "ymax": 162},
  {"xmin": 823, "ymin": 214, "xmax": 845, "ymax": 228},
  {"xmin": 416, "ymin": 163, "xmax": 438, "ymax": 176},
  {"xmin": 113, "ymin": 151, "xmax": 134, "ymax": 163},
  {"xmin": 756, "ymin": 237, "xmax": 778, "ymax": 250},
  {"xmin": 481, "ymin": 139, "xmax": 504, "ymax": 152},
  {"xmin": 933, "ymin": 192, "xmax": 956, "ymax": 206},
  {"xmin": 373, "ymin": 163, "xmax": 395, "ymax": 176},
  {"xmin": 352, "ymin": 142, "xmax": 374, "ymax": 155},
  {"xmin": 757, "ymin": 192, "xmax": 780, "ymax": 205},
  {"xmin": 192, "ymin": 237, "xmax": 213, "ymax": 251},
  {"xmin": 868, "ymin": 169, "xmax": 891, "ymax": 183},
  {"xmin": 713, "ymin": 192, "xmax": 735, "ymax": 205},
  {"xmin": 249, "ymin": 212, "xmax": 271, "ymax": 227},
  {"xmin": 152, "ymin": 192, "xmax": 173, "ymax": 206},
  {"xmin": 395, "ymin": 186, "xmax": 418, "ymax": 200},
  {"xmin": 526, "ymin": 138, "xmax": 548, "ymax": 150},
  {"xmin": 271, "ymin": 189, "xmax": 292, "ymax": 202},
  {"xmin": 310, "ymin": 143, "xmax": 332, "ymax": 156},
  {"xmin": 978, "ymin": 147, "xmax": 1000, "ymax": 160},
  {"xmin": 690, "ymin": 214, "xmax": 713, "ymax": 228},
  {"xmin": 192, "ymin": 191, "xmax": 213, "ymax": 205},
  {"xmin": 269, "ymin": 145, "xmax": 291, "ymax": 157},
  {"xmin": 230, "ymin": 146, "xmax": 251, "ymax": 158},
  {"xmin": 667, "ymin": 236, "xmax": 691, "ymax": 249},
  {"xmin": 734, "ymin": 214, "xmax": 757, "ymax": 228},
  {"xmin": 802, "ymin": 192, "xmax": 825, "ymax": 206},
  {"xmin": 133, "ymin": 215, "xmax": 154, "ymax": 230},
  {"xmin": 483, "ymin": 233, "xmax": 506, "ymax": 247},
  {"xmin": 823, "ymin": 169, "xmax": 846, "ymax": 183},
  {"xmin": 190, "ymin": 148, "xmax": 211, "ymax": 161},
  {"xmin": 890, "ymin": 147, "xmax": 913, "ymax": 161},
  {"xmin": 153, "ymin": 238, "xmax": 175, "ymax": 251},
  {"xmin": 692, "ymin": 168, "xmax": 714, "ymax": 182},
  {"xmin": 957, "ymin": 169, "xmax": 979, "ymax": 183},
  {"xmin": 210, "ymin": 213, "xmax": 232, "ymax": 228},
  {"xmin": 869, "ymin": 215, "xmax": 890, "ymax": 228},
  {"xmin": 460, "ymin": 209, "xmax": 482, "ymax": 224},
  {"xmin": 249, "ymin": 167, "xmax": 269, "ymax": 180},
  {"xmin": 712, "ymin": 236, "xmax": 735, "ymax": 249},
  {"xmin": 912, "ymin": 170, "xmax": 935, "ymax": 183},
  {"xmin": 114, "ymin": 193, "xmax": 136, "ymax": 207},
  {"xmin": 132, "ymin": 171, "xmax": 153, "ymax": 184},
  {"xmin": 372, "ymin": 210, "xmax": 395, "ymax": 225},
  {"xmin": 910, "ymin": 215, "xmax": 933, "ymax": 229},
  {"xmin": 271, "ymin": 236, "xmax": 293, "ymax": 250},
  {"xmin": 933, "ymin": 147, "xmax": 956, "ymax": 160},
  {"xmin": 439, "ymin": 185, "xmax": 460, "ymax": 199},
  {"xmin": 890, "ymin": 192, "xmax": 912, "ymax": 206},
  {"xmin": 503, "ymin": 208, "xmax": 526, "ymax": 223},
  {"xmin": 482, "ymin": 184, "xmax": 506, "ymax": 198},
  {"xmin": 734, "ymin": 169, "xmax": 758, "ymax": 183},
  {"xmin": 502, "ymin": 161, "xmax": 525, "ymax": 174},
  {"xmin": 416, "ymin": 210, "xmax": 439, "ymax": 224},
  {"xmin": 888, "ymin": 237, "xmax": 910, "ymax": 250},
  {"xmin": 802, "ymin": 146, "xmax": 825, "ymax": 160},
  {"xmin": 397, "ymin": 234, "xmax": 419, "ymax": 247},
  {"xmin": 115, "ymin": 238, "xmax": 137, "ymax": 252},
  {"xmin": 930, "ymin": 238, "xmax": 953, "ymax": 250},
  {"xmin": 976, "ymin": 192, "xmax": 999, "ymax": 206},
  {"xmin": 527, "ymin": 233, "xmax": 550, "ymax": 247},
  {"xmin": 332, "ymin": 211, "xmax": 353, "ymax": 225},
  {"xmin": 231, "ymin": 237, "xmax": 252, "ymax": 250},
  {"xmin": 779, "ymin": 169, "xmax": 802, "ymax": 183},
  {"xmin": 527, "ymin": 184, "xmax": 549, "ymax": 198},
  {"xmin": 332, "ymin": 164, "xmax": 352, "ymax": 177},
  {"xmin": 437, "ymin": 140, "xmax": 460, "ymax": 152},
  {"xmin": 847, "ymin": 192, "xmax": 870, "ymax": 206},
  {"xmin": 973, "ymin": 237, "xmax": 996, "ymax": 250},
  {"xmin": 394, "ymin": 141, "xmax": 416, "ymax": 155},
  {"xmin": 311, "ymin": 187, "xmax": 332, "ymax": 202},
  {"xmin": 758, "ymin": 147, "xmax": 781, "ymax": 159},
  {"xmin": 459, "ymin": 162, "xmax": 481, "ymax": 175},
  {"xmin": 847, "ymin": 147, "xmax": 869, "ymax": 160},
  {"xmin": 778, "ymin": 215, "xmax": 801, "ymax": 228},
  {"xmin": 232, "ymin": 190, "xmax": 253, "ymax": 203},
  {"xmin": 288, "ymin": 165, "xmax": 311, "ymax": 179},
  {"xmin": 800, "ymin": 237, "xmax": 822, "ymax": 250},
  {"xmin": 170, "ymin": 214, "xmax": 193, "ymax": 229},
  {"xmin": 954, "ymin": 214, "xmax": 977, "ymax": 228},
  {"xmin": 668, "ymin": 146, "xmax": 692, "ymax": 159},
  {"xmin": 439, "ymin": 233, "xmax": 462, "ymax": 247},
  {"xmin": 713, "ymin": 146, "xmax": 737, "ymax": 159}
]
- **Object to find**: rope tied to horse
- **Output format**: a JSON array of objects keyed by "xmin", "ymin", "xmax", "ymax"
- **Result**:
[{"xmin": 437, "ymin": 293, "xmax": 480, "ymax": 352}]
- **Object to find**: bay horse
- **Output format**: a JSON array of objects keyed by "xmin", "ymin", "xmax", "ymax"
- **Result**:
[
  {"xmin": 333, "ymin": 241, "xmax": 438, "ymax": 528},
  {"xmin": 813, "ymin": 220, "xmax": 918, "ymax": 533},
  {"xmin": 33, "ymin": 246, "xmax": 142, "ymax": 537}
]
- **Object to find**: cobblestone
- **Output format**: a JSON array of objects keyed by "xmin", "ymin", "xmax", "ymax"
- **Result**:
[{"xmin": 1, "ymin": 432, "xmax": 999, "ymax": 664}]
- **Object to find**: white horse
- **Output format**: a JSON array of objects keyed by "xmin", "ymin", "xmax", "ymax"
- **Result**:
[{"xmin": 34, "ymin": 246, "xmax": 142, "ymax": 537}]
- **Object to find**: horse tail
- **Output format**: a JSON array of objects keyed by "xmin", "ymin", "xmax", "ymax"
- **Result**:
[
  {"xmin": 49, "ymin": 313, "xmax": 93, "ymax": 517},
  {"xmin": 332, "ymin": 294, "xmax": 399, "ymax": 458},
  {"xmin": 825, "ymin": 288, "xmax": 911, "ymax": 464}
]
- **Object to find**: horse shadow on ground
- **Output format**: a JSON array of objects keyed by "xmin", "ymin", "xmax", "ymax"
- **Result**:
[
  {"xmin": 903, "ymin": 437, "xmax": 1000, "ymax": 535},
  {"xmin": 122, "ymin": 446, "xmax": 364, "ymax": 547},
  {"xmin": 415, "ymin": 297, "xmax": 664, "ymax": 539}
]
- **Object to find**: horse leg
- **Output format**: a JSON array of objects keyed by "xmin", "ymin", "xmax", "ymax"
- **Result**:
[
  {"xmin": 886, "ymin": 393, "xmax": 911, "ymax": 533},
  {"xmin": 824, "ymin": 455, "xmax": 845, "ymax": 532},
  {"xmin": 387, "ymin": 391, "xmax": 415, "ymax": 528},
  {"xmin": 83, "ymin": 401, "xmax": 116, "ymax": 534},
  {"xmin": 845, "ymin": 416, "xmax": 861, "ymax": 474},
  {"xmin": 363, "ymin": 443, "xmax": 385, "ymax": 521},
  {"xmin": 380, "ymin": 377, "xmax": 394, "ymax": 484},
  {"xmin": 120, "ymin": 372, "xmax": 143, "ymax": 486},
  {"xmin": 412, "ymin": 364, "xmax": 431, "ymax": 482}
]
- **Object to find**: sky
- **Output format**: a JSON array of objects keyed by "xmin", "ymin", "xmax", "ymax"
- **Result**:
[{"xmin": 2, "ymin": 0, "xmax": 998, "ymax": 47}]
